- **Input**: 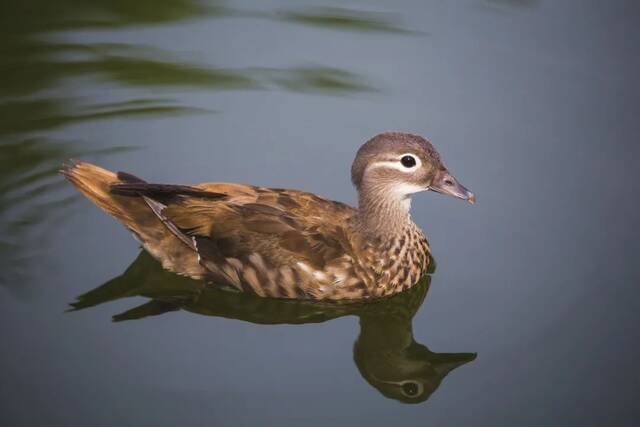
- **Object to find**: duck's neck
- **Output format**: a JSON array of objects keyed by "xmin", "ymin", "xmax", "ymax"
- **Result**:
[{"xmin": 356, "ymin": 185, "xmax": 415, "ymax": 239}]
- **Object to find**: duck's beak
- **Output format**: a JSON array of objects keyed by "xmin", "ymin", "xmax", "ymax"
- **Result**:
[{"xmin": 429, "ymin": 170, "xmax": 476, "ymax": 204}]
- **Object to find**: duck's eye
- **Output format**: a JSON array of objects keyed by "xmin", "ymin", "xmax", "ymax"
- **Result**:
[
  {"xmin": 401, "ymin": 381, "xmax": 420, "ymax": 397},
  {"xmin": 400, "ymin": 155, "xmax": 417, "ymax": 168}
]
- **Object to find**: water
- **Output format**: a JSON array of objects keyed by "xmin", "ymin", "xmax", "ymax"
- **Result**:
[{"xmin": 1, "ymin": 1, "xmax": 639, "ymax": 425}]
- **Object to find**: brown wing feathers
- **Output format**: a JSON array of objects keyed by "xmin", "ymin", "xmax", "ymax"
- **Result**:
[
  {"xmin": 150, "ymin": 185, "xmax": 357, "ymax": 297},
  {"xmin": 141, "ymin": 196, "xmax": 196, "ymax": 250},
  {"xmin": 64, "ymin": 161, "xmax": 359, "ymax": 299}
]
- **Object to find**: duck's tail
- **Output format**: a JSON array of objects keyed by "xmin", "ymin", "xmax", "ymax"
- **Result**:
[
  {"xmin": 61, "ymin": 161, "xmax": 141, "ymax": 227},
  {"xmin": 61, "ymin": 161, "xmax": 205, "ymax": 278}
]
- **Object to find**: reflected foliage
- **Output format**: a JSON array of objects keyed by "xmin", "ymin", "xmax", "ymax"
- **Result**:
[
  {"xmin": 0, "ymin": 1, "xmax": 217, "ymax": 33},
  {"xmin": 0, "ymin": 0, "xmax": 397, "ymax": 289},
  {"xmin": 0, "ymin": 98, "xmax": 206, "ymax": 139},
  {"xmin": 278, "ymin": 7, "xmax": 413, "ymax": 34},
  {"xmin": 0, "ymin": 139, "xmax": 135, "ymax": 291},
  {"xmin": 0, "ymin": 1, "xmax": 223, "ymax": 289},
  {"xmin": 71, "ymin": 251, "xmax": 476, "ymax": 404},
  {"xmin": 483, "ymin": 0, "xmax": 540, "ymax": 9},
  {"xmin": 255, "ymin": 66, "xmax": 375, "ymax": 94}
]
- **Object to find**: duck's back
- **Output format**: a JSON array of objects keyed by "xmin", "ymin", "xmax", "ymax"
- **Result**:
[
  {"xmin": 64, "ymin": 162, "xmax": 370, "ymax": 300},
  {"xmin": 160, "ymin": 182, "xmax": 363, "ymax": 299}
]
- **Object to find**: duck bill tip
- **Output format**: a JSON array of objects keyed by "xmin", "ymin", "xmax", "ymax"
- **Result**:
[
  {"xmin": 467, "ymin": 193, "xmax": 476, "ymax": 204},
  {"xmin": 429, "ymin": 170, "xmax": 475, "ymax": 205}
]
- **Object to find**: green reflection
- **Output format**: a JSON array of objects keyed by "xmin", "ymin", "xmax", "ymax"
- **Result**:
[
  {"xmin": 484, "ymin": 0, "xmax": 539, "ymax": 9},
  {"xmin": 255, "ymin": 66, "xmax": 375, "ymax": 94},
  {"xmin": 278, "ymin": 7, "xmax": 414, "ymax": 34},
  {"xmin": 0, "ymin": 0, "xmax": 407, "ymax": 289},
  {"xmin": 0, "ymin": 0, "xmax": 226, "ymax": 289},
  {"xmin": 0, "ymin": 139, "xmax": 136, "ymax": 291},
  {"xmin": 71, "ymin": 251, "xmax": 476, "ymax": 404}
]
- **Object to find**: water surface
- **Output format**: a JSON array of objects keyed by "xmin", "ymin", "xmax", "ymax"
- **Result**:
[{"xmin": 1, "ymin": 1, "xmax": 639, "ymax": 426}]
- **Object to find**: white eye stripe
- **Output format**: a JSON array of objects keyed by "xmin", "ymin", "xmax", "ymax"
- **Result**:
[{"xmin": 367, "ymin": 154, "xmax": 422, "ymax": 173}]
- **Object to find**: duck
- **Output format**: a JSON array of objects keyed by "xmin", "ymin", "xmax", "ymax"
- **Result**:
[{"xmin": 62, "ymin": 131, "xmax": 474, "ymax": 300}]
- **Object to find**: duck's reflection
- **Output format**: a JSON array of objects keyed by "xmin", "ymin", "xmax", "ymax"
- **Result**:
[{"xmin": 70, "ymin": 251, "xmax": 476, "ymax": 404}]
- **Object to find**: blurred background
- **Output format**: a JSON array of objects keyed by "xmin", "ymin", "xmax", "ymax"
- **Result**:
[{"xmin": 1, "ymin": 0, "xmax": 639, "ymax": 426}]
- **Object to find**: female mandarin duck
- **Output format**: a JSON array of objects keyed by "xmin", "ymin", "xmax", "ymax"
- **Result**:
[{"xmin": 63, "ymin": 132, "xmax": 474, "ymax": 300}]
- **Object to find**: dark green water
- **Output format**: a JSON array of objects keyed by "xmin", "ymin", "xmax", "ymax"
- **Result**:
[{"xmin": 1, "ymin": 1, "xmax": 639, "ymax": 426}]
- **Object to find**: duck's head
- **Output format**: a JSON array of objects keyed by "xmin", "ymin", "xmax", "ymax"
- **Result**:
[{"xmin": 351, "ymin": 132, "xmax": 475, "ymax": 204}]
